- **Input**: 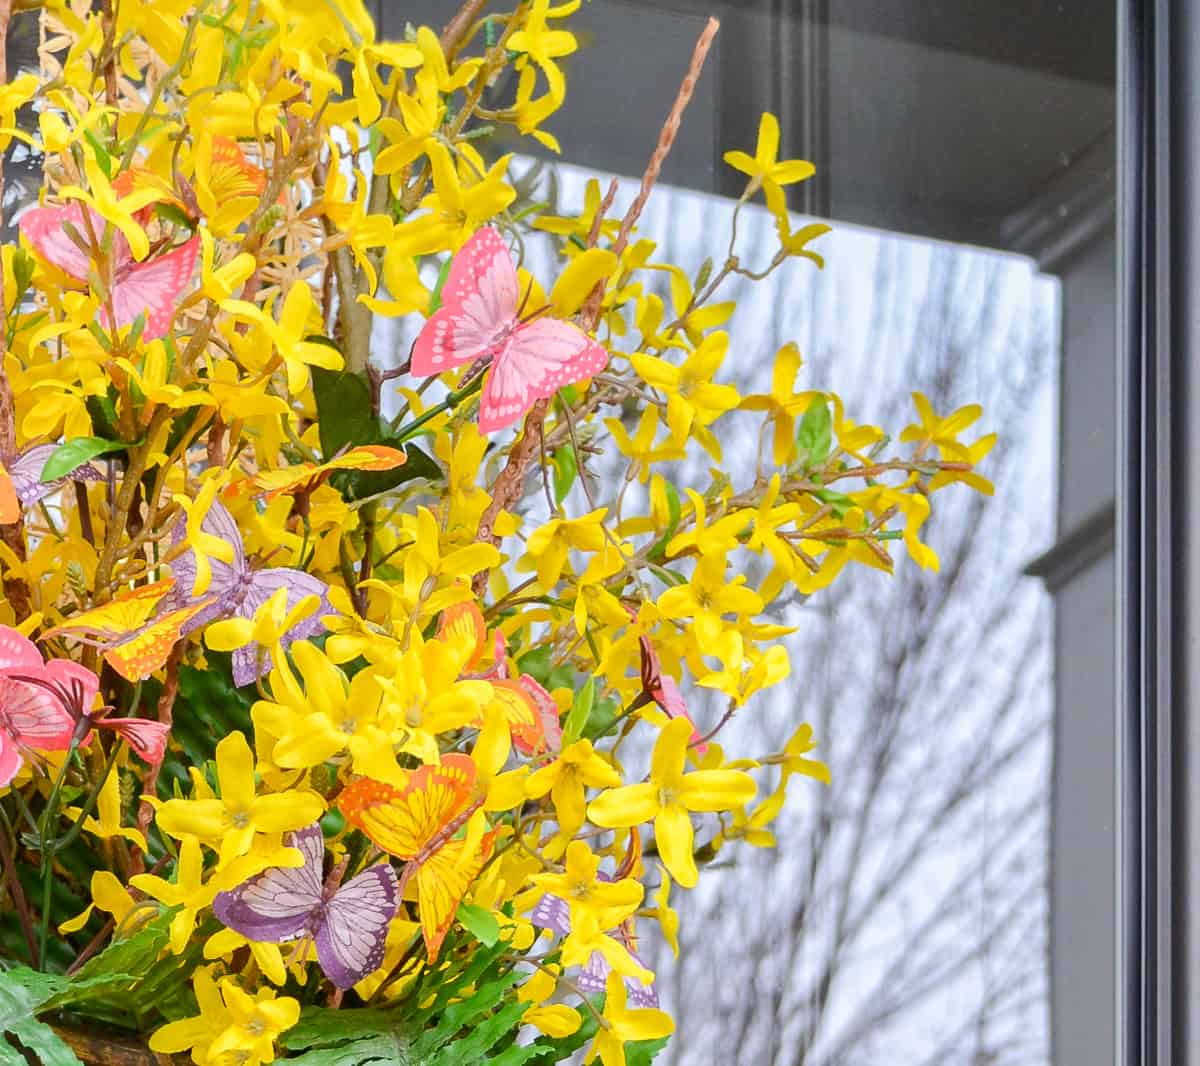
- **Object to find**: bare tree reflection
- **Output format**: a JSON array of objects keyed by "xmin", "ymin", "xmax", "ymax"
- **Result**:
[{"xmin": 573, "ymin": 178, "xmax": 1056, "ymax": 1066}]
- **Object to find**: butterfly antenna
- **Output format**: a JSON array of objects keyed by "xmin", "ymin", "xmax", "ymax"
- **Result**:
[
  {"xmin": 516, "ymin": 277, "xmax": 536, "ymax": 319},
  {"xmin": 519, "ymin": 302, "xmax": 554, "ymax": 325}
]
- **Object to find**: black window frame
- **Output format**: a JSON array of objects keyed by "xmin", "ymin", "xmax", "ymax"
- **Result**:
[{"xmin": 1120, "ymin": 0, "xmax": 1194, "ymax": 1060}]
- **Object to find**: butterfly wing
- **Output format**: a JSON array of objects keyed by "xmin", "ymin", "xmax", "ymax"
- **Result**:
[
  {"xmin": 414, "ymin": 829, "xmax": 496, "ymax": 958},
  {"xmin": 478, "ymin": 318, "xmax": 608, "ymax": 434},
  {"xmin": 231, "ymin": 567, "xmax": 331, "ymax": 687},
  {"xmin": 0, "ymin": 675, "xmax": 74, "ymax": 751},
  {"xmin": 0, "ymin": 730, "xmax": 22, "ymax": 788},
  {"xmin": 43, "ymin": 580, "xmax": 175, "ymax": 642},
  {"xmin": 95, "ymin": 718, "xmax": 170, "ymax": 765},
  {"xmin": 0, "ymin": 466, "xmax": 18, "ymax": 524},
  {"xmin": 108, "ymin": 236, "xmax": 199, "ymax": 340},
  {"xmin": 517, "ymin": 675, "xmax": 562, "ymax": 756},
  {"xmin": 8, "ymin": 444, "xmax": 101, "ymax": 507},
  {"xmin": 0, "ymin": 625, "xmax": 46, "ymax": 674},
  {"xmin": 339, "ymin": 754, "xmax": 478, "ymax": 860},
  {"xmin": 208, "ymin": 136, "xmax": 267, "ymax": 201},
  {"xmin": 531, "ymin": 892, "xmax": 571, "ymax": 936},
  {"xmin": 169, "ymin": 500, "xmax": 246, "ymax": 629},
  {"xmin": 18, "ymin": 203, "xmax": 115, "ymax": 281},
  {"xmin": 313, "ymin": 863, "xmax": 399, "ymax": 989},
  {"xmin": 103, "ymin": 600, "xmax": 212, "ymax": 682},
  {"xmin": 411, "ymin": 226, "xmax": 519, "ymax": 377},
  {"xmin": 437, "ymin": 602, "xmax": 488, "ymax": 671},
  {"xmin": 213, "ymin": 823, "xmax": 324, "ymax": 942},
  {"xmin": 490, "ymin": 680, "xmax": 546, "ymax": 756}
]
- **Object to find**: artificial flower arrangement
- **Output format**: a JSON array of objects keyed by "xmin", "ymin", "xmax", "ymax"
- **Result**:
[{"xmin": 0, "ymin": 1, "xmax": 995, "ymax": 1063}]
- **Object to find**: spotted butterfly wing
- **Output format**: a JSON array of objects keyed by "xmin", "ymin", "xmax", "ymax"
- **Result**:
[
  {"xmin": 100, "ymin": 602, "xmax": 211, "ymax": 681},
  {"xmin": 411, "ymin": 226, "xmax": 519, "ymax": 377},
  {"xmin": 6, "ymin": 444, "xmax": 101, "ymax": 508},
  {"xmin": 0, "ymin": 467, "xmax": 17, "ymax": 525},
  {"xmin": 0, "ymin": 625, "xmax": 45, "ymax": 673},
  {"xmin": 414, "ymin": 829, "xmax": 496, "ymax": 958},
  {"xmin": 43, "ymin": 581, "xmax": 212, "ymax": 682},
  {"xmin": 19, "ymin": 203, "xmax": 125, "ymax": 280},
  {"xmin": 488, "ymin": 680, "xmax": 546, "ymax": 756},
  {"xmin": 517, "ymin": 675, "xmax": 562, "ymax": 755},
  {"xmin": 232, "ymin": 567, "xmax": 331, "ymax": 688},
  {"xmin": 339, "ymin": 755, "xmax": 486, "ymax": 958},
  {"xmin": 208, "ymin": 136, "xmax": 267, "ymax": 201},
  {"xmin": 108, "ymin": 236, "xmax": 199, "ymax": 340},
  {"xmin": 478, "ymin": 317, "xmax": 608, "ymax": 434},
  {"xmin": 169, "ymin": 499, "xmax": 248, "ymax": 629}
]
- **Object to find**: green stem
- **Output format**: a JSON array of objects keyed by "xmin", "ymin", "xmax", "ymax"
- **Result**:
[
  {"xmin": 53, "ymin": 739, "xmax": 124, "ymax": 855},
  {"xmin": 392, "ymin": 372, "xmax": 486, "ymax": 440}
]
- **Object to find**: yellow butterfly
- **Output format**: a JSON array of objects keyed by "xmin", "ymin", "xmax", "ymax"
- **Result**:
[
  {"xmin": 42, "ymin": 579, "xmax": 212, "ymax": 681},
  {"xmin": 339, "ymin": 755, "xmax": 495, "ymax": 958}
]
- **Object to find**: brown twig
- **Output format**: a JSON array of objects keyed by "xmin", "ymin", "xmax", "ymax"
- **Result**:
[
  {"xmin": 472, "ymin": 19, "xmax": 720, "ymax": 593},
  {"xmin": 440, "ymin": 0, "xmax": 489, "ymax": 58},
  {"xmin": 0, "ymin": 810, "xmax": 38, "ymax": 964}
]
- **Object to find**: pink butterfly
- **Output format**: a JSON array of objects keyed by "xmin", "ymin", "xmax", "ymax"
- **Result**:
[
  {"xmin": 411, "ymin": 226, "xmax": 609, "ymax": 433},
  {"xmin": 0, "ymin": 626, "xmax": 169, "ymax": 771},
  {"xmin": 19, "ymin": 203, "xmax": 198, "ymax": 340},
  {"xmin": 0, "ymin": 627, "xmax": 74, "ymax": 787}
]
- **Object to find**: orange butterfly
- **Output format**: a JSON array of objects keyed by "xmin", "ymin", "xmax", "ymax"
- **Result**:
[
  {"xmin": 436, "ymin": 604, "xmax": 548, "ymax": 755},
  {"xmin": 42, "ymin": 579, "xmax": 212, "ymax": 682},
  {"xmin": 479, "ymin": 680, "xmax": 546, "ymax": 756},
  {"xmin": 0, "ymin": 467, "xmax": 18, "ymax": 525},
  {"xmin": 339, "ymin": 754, "xmax": 495, "ymax": 958},
  {"xmin": 228, "ymin": 446, "xmax": 408, "ymax": 502},
  {"xmin": 207, "ymin": 136, "xmax": 267, "ymax": 203},
  {"xmin": 437, "ymin": 601, "xmax": 489, "ymax": 670}
]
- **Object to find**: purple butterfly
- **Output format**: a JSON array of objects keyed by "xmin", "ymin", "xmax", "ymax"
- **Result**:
[
  {"xmin": 5, "ymin": 443, "xmax": 102, "ymax": 507},
  {"xmin": 531, "ymin": 893, "xmax": 660, "ymax": 1008},
  {"xmin": 213, "ymin": 823, "xmax": 399, "ymax": 990},
  {"xmin": 168, "ymin": 498, "xmax": 333, "ymax": 687}
]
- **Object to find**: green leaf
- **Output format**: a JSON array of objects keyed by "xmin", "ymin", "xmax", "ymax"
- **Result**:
[
  {"xmin": 47, "ymin": 906, "xmax": 175, "ymax": 1011},
  {"xmin": 0, "ymin": 969, "xmax": 81, "ymax": 1066},
  {"xmin": 648, "ymin": 479, "xmax": 682, "ymax": 561},
  {"xmin": 283, "ymin": 1007, "xmax": 415, "ymax": 1066},
  {"xmin": 812, "ymin": 487, "xmax": 855, "ymax": 518},
  {"xmin": 312, "ymin": 366, "xmax": 374, "ymax": 458},
  {"xmin": 0, "ymin": 968, "xmax": 64, "ymax": 1026},
  {"xmin": 551, "ymin": 446, "xmax": 577, "ymax": 504},
  {"xmin": 40, "ymin": 437, "xmax": 130, "ymax": 483},
  {"xmin": 516, "ymin": 646, "xmax": 573, "ymax": 692},
  {"xmin": 456, "ymin": 903, "xmax": 500, "ymax": 947},
  {"xmin": 153, "ymin": 201, "xmax": 195, "ymax": 230},
  {"xmin": 428, "ymin": 256, "xmax": 454, "ymax": 315},
  {"xmin": 11, "ymin": 249, "xmax": 35, "ymax": 300},
  {"xmin": 563, "ymin": 677, "xmax": 595, "ymax": 744},
  {"xmin": 311, "ymin": 367, "xmax": 443, "ymax": 501},
  {"xmin": 86, "ymin": 390, "xmax": 121, "ymax": 442},
  {"xmin": 795, "ymin": 398, "xmax": 832, "ymax": 468},
  {"xmin": 427, "ymin": 998, "xmax": 527, "ymax": 1066},
  {"xmin": 627, "ymin": 1034, "xmax": 673, "ymax": 1065},
  {"xmin": 82, "ymin": 129, "xmax": 112, "ymax": 179},
  {"xmin": 582, "ymin": 693, "xmax": 622, "ymax": 742}
]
